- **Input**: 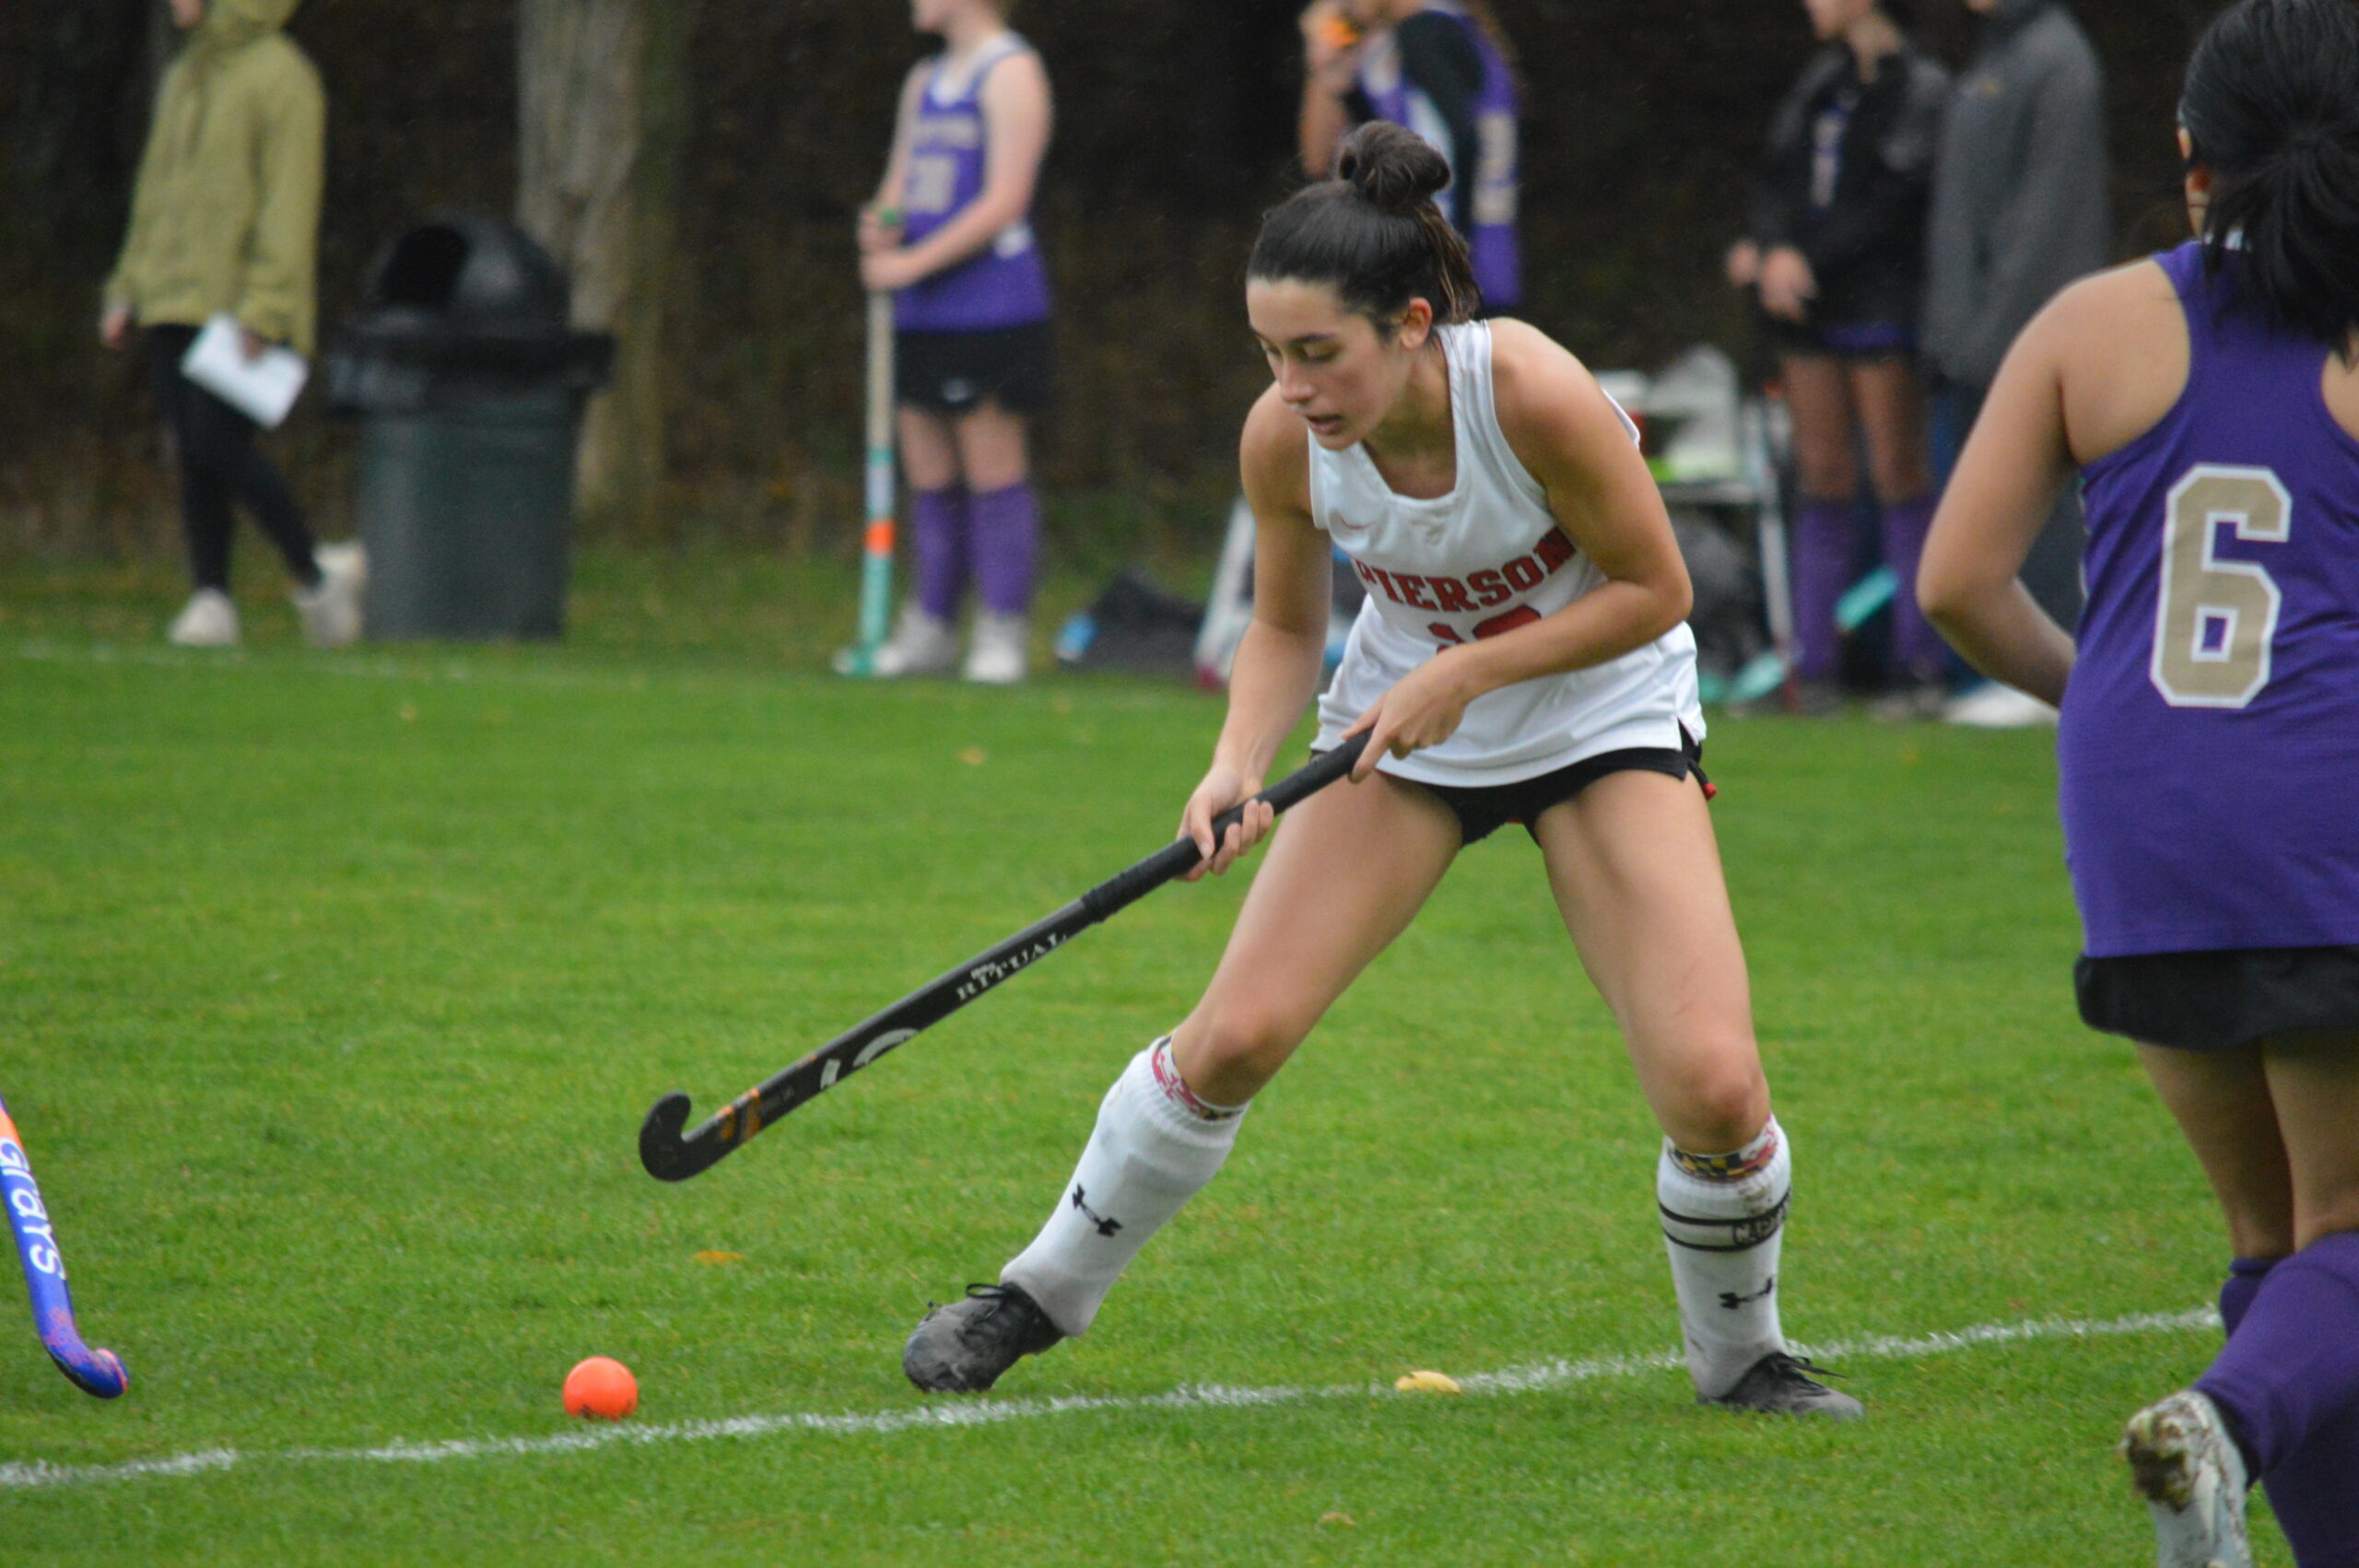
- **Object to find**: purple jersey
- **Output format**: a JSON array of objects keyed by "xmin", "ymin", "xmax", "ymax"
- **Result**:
[
  {"xmin": 1356, "ymin": 2, "xmax": 1520, "ymax": 310},
  {"xmin": 2061, "ymin": 241, "xmax": 2359, "ymax": 956},
  {"xmin": 894, "ymin": 34, "xmax": 1051, "ymax": 333}
]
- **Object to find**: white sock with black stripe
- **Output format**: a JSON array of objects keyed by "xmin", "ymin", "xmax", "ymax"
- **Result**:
[
  {"xmin": 1658, "ymin": 1117, "xmax": 1790, "ymax": 1399},
  {"xmin": 1001, "ymin": 1037, "xmax": 1246, "ymax": 1337}
]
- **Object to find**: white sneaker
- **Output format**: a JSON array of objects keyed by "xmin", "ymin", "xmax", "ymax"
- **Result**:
[
  {"xmin": 848, "ymin": 603, "xmax": 957, "ymax": 678},
  {"xmin": 1942, "ymin": 681, "xmax": 2058, "ymax": 729},
  {"xmin": 293, "ymin": 540, "xmax": 366, "ymax": 649},
  {"xmin": 167, "ymin": 589, "xmax": 241, "ymax": 648},
  {"xmin": 963, "ymin": 611, "xmax": 1028, "ymax": 685},
  {"xmin": 2122, "ymin": 1390, "xmax": 2252, "ymax": 1568},
  {"xmin": 314, "ymin": 540, "xmax": 368, "ymax": 595}
]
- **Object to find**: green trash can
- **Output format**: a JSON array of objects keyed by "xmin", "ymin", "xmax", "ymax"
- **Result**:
[{"xmin": 324, "ymin": 216, "xmax": 613, "ymax": 640}]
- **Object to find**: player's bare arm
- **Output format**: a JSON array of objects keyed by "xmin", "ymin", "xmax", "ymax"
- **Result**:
[
  {"xmin": 1344, "ymin": 322, "xmax": 1692, "ymax": 771},
  {"xmin": 861, "ymin": 65, "xmax": 931, "ymax": 253},
  {"xmin": 885, "ymin": 50, "xmax": 1050, "ymax": 287},
  {"xmin": 1919, "ymin": 262, "xmax": 2183, "ymax": 706},
  {"xmin": 1486, "ymin": 320, "xmax": 1695, "ymax": 663},
  {"xmin": 1180, "ymin": 387, "xmax": 1335, "ymax": 879},
  {"xmin": 1297, "ymin": 1, "xmax": 1359, "ymax": 177}
]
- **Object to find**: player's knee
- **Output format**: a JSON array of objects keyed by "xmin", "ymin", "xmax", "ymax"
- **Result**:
[
  {"xmin": 1196, "ymin": 1012, "xmax": 1300, "ymax": 1079},
  {"xmin": 1870, "ymin": 461, "xmax": 1932, "ymax": 507},
  {"xmin": 1175, "ymin": 1007, "xmax": 1307, "ymax": 1100},
  {"xmin": 961, "ymin": 456, "xmax": 1028, "ymax": 494},
  {"xmin": 1792, "ymin": 450, "xmax": 1857, "ymax": 503},
  {"xmin": 1661, "ymin": 1052, "xmax": 1771, "ymax": 1153}
]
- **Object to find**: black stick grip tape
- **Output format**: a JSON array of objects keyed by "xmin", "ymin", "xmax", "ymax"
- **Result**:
[{"xmin": 1080, "ymin": 732, "xmax": 1369, "ymax": 922}]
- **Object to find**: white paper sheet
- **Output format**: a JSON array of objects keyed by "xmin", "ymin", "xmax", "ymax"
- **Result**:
[{"xmin": 180, "ymin": 313, "xmax": 309, "ymax": 428}]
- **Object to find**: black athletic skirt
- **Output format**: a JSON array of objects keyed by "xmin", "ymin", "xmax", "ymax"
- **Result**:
[
  {"xmin": 1768, "ymin": 316, "xmax": 1918, "ymax": 361},
  {"xmin": 2076, "ymin": 945, "xmax": 2359, "ymax": 1052},
  {"xmin": 1403, "ymin": 728, "xmax": 1709, "ymax": 847},
  {"xmin": 896, "ymin": 321, "xmax": 1055, "ymax": 415}
]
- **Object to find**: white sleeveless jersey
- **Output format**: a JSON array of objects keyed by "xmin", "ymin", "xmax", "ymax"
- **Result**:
[{"xmin": 1309, "ymin": 321, "xmax": 1703, "ymax": 786}]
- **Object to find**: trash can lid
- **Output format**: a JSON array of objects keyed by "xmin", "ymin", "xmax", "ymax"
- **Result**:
[{"xmin": 365, "ymin": 215, "xmax": 572, "ymax": 330}]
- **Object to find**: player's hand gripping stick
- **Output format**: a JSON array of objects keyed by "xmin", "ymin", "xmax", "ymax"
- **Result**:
[
  {"xmin": 640, "ymin": 733, "xmax": 1371, "ymax": 1181},
  {"xmin": 0, "ymin": 1094, "xmax": 127, "ymax": 1398}
]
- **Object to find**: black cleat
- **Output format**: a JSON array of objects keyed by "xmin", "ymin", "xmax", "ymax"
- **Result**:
[
  {"xmin": 903, "ymin": 1282, "xmax": 1066, "ymax": 1393},
  {"xmin": 1703, "ymin": 1352, "xmax": 1865, "ymax": 1420}
]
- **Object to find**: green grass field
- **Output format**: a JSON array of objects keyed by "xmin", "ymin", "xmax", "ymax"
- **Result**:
[{"xmin": 0, "ymin": 553, "xmax": 2290, "ymax": 1563}]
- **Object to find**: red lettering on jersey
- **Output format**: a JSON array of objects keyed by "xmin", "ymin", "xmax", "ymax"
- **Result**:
[
  {"xmin": 1353, "ymin": 559, "xmax": 1380, "ymax": 589},
  {"xmin": 1395, "ymin": 574, "xmax": 1438, "ymax": 611},
  {"xmin": 1365, "ymin": 567, "xmax": 1399, "ymax": 602},
  {"xmin": 1503, "ymin": 556, "xmax": 1544, "ymax": 592},
  {"xmin": 1474, "ymin": 605, "xmax": 1541, "ymax": 640},
  {"xmin": 1431, "ymin": 605, "xmax": 1543, "ymax": 648},
  {"xmin": 1466, "ymin": 568, "xmax": 1511, "ymax": 607},
  {"xmin": 1430, "ymin": 576, "xmax": 1475, "ymax": 613},
  {"xmin": 1534, "ymin": 528, "xmax": 1576, "ymax": 574}
]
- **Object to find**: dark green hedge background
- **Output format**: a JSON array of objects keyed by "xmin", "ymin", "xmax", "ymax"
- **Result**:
[{"xmin": 1, "ymin": 1, "xmax": 2227, "ymax": 552}]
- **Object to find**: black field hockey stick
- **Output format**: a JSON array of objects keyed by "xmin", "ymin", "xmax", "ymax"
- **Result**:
[{"xmin": 639, "ymin": 732, "xmax": 1370, "ymax": 1182}]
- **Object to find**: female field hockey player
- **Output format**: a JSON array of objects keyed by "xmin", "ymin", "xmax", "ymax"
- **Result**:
[
  {"xmin": 858, "ymin": 0, "xmax": 1052, "ymax": 684},
  {"xmin": 1727, "ymin": 0, "xmax": 1949, "ymax": 715},
  {"xmin": 1299, "ymin": 0, "xmax": 1521, "ymax": 313},
  {"xmin": 903, "ymin": 123, "xmax": 1860, "ymax": 1422},
  {"xmin": 1919, "ymin": 1, "xmax": 2359, "ymax": 1560}
]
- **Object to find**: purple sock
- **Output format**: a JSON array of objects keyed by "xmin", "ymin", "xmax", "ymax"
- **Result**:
[
  {"xmin": 2201, "ymin": 1233, "xmax": 2359, "ymax": 1565},
  {"xmin": 1877, "ymin": 494, "xmax": 1944, "ymax": 680},
  {"xmin": 910, "ymin": 487, "xmax": 968, "ymax": 621},
  {"xmin": 1790, "ymin": 497, "xmax": 1855, "ymax": 682},
  {"xmin": 2220, "ymin": 1255, "xmax": 2278, "ymax": 1334},
  {"xmin": 968, "ymin": 481, "xmax": 1039, "ymax": 616}
]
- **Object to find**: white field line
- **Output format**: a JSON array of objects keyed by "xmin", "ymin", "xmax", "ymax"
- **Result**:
[
  {"xmin": 0, "ymin": 1305, "xmax": 2216, "ymax": 1492},
  {"xmin": 8, "ymin": 638, "xmax": 1193, "ymax": 709},
  {"xmin": 13, "ymin": 637, "xmax": 625, "ymax": 692}
]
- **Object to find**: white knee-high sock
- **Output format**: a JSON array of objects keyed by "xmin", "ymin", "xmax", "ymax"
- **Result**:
[
  {"xmin": 1657, "ymin": 1117, "xmax": 1791, "ymax": 1398},
  {"xmin": 1002, "ymin": 1037, "xmax": 1247, "ymax": 1336}
]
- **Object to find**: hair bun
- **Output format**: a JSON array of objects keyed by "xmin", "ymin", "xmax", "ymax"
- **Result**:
[{"xmin": 1335, "ymin": 122, "xmax": 1451, "ymax": 214}]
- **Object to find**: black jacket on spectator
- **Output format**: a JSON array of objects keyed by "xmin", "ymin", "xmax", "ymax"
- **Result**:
[
  {"xmin": 1922, "ymin": 0, "xmax": 2109, "ymax": 391},
  {"xmin": 1753, "ymin": 41, "xmax": 1952, "ymax": 333}
]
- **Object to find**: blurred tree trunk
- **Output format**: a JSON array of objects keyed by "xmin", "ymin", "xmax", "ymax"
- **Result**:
[
  {"xmin": 517, "ymin": 0, "xmax": 692, "ymax": 529},
  {"xmin": 629, "ymin": 0, "xmax": 695, "ymax": 533},
  {"xmin": 0, "ymin": 0, "xmax": 154, "ymax": 264}
]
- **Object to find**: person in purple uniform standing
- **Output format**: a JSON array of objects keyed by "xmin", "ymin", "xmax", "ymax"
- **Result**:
[
  {"xmin": 1727, "ymin": 0, "xmax": 1950, "ymax": 717},
  {"xmin": 859, "ymin": 0, "xmax": 1053, "ymax": 685},
  {"xmin": 1299, "ymin": 0, "xmax": 1520, "ymax": 313},
  {"xmin": 1920, "ymin": 3, "xmax": 2359, "ymax": 1562}
]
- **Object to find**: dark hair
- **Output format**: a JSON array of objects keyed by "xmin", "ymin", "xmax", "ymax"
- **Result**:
[
  {"xmin": 2179, "ymin": 0, "xmax": 2359, "ymax": 347},
  {"xmin": 1248, "ymin": 123, "xmax": 1479, "ymax": 328}
]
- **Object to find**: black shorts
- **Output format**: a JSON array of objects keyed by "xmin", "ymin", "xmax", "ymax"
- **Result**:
[
  {"xmin": 895, "ymin": 322, "xmax": 1054, "ymax": 415},
  {"xmin": 2076, "ymin": 946, "xmax": 2359, "ymax": 1052},
  {"xmin": 1400, "ymin": 730, "xmax": 1708, "ymax": 847},
  {"xmin": 1769, "ymin": 318, "xmax": 1917, "ymax": 361}
]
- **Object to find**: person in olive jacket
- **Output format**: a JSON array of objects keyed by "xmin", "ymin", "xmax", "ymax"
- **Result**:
[{"xmin": 100, "ymin": 0, "xmax": 360, "ymax": 649}]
